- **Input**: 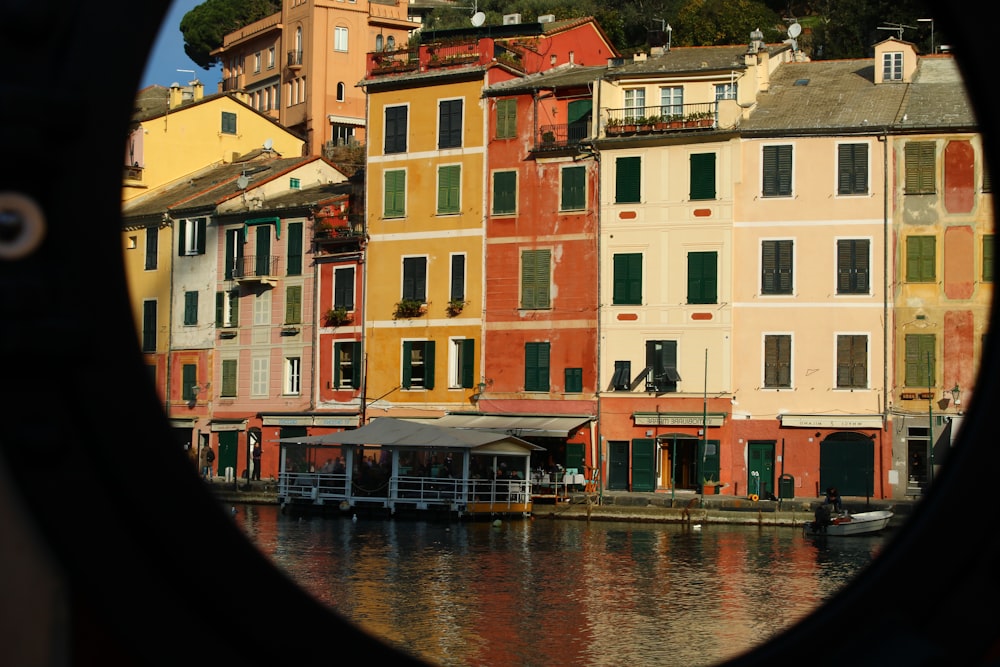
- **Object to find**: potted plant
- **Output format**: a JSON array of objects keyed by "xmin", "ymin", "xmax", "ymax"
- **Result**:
[
  {"xmin": 605, "ymin": 117, "xmax": 623, "ymax": 136},
  {"xmin": 393, "ymin": 298, "xmax": 425, "ymax": 319},
  {"xmin": 702, "ymin": 477, "xmax": 720, "ymax": 495},
  {"xmin": 445, "ymin": 298, "xmax": 466, "ymax": 317},
  {"xmin": 324, "ymin": 306, "xmax": 352, "ymax": 327}
]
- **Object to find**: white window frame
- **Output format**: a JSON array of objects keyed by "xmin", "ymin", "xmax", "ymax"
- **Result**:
[
  {"xmin": 268, "ymin": 47, "xmax": 275, "ymax": 69},
  {"xmin": 448, "ymin": 337, "xmax": 470, "ymax": 389},
  {"xmin": 334, "ymin": 26, "xmax": 348, "ymax": 52},
  {"xmin": 883, "ymin": 52, "xmax": 903, "ymax": 81},
  {"xmin": 182, "ymin": 218, "xmax": 202, "ymax": 255},
  {"xmin": 715, "ymin": 82, "xmax": 738, "ymax": 100},
  {"xmin": 285, "ymin": 357, "xmax": 301, "ymax": 395},
  {"xmin": 659, "ymin": 86, "xmax": 683, "ymax": 117},
  {"xmin": 624, "ymin": 88, "xmax": 645, "ymax": 121}
]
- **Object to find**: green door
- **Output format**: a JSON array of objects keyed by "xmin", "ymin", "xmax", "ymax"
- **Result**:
[
  {"xmin": 820, "ymin": 433, "xmax": 874, "ymax": 497},
  {"xmin": 631, "ymin": 439, "xmax": 656, "ymax": 491},
  {"xmin": 218, "ymin": 431, "xmax": 238, "ymax": 478},
  {"xmin": 748, "ymin": 441, "xmax": 775, "ymax": 497},
  {"xmin": 607, "ymin": 440, "xmax": 630, "ymax": 490},
  {"xmin": 697, "ymin": 439, "xmax": 721, "ymax": 485},
  {"xmin": 565, "ymin": 442, "xmax": 585, "ymax": 471}
]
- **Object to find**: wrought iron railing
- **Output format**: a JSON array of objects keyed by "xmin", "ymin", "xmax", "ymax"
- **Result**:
[
  {"xmin": 604, "ymin": 102, "xmax": 717, "ymax": 136},
  {"xmin": 230, "ymin": 255, "xmax": 280, "ymax": 280}
]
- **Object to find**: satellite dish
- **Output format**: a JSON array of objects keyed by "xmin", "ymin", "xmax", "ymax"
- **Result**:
[
  {"xmin": 471, "ymin": 11, "xmax": 486, "ymax": 27},
  {"xmin": 788, "ymin": 22, "xmax": 802, "ymax": 38},
  {"xmin": 237, "ymin": 175, "xmax": 249, "ymax": 190},
  {"xmin": 263, "ymin": 138, "xmax": 273, "ymax": 151}
]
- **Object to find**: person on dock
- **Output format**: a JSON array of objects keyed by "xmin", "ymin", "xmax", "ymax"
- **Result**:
[
  {"xmin": 252, "ymin": 443, "xmax": 262, "ymax": 481},
  {"xmin": 823, "ymin": 487, "xmax": 843, "ymax": 512},
  {"xmin": 200, "ymin": 445, "xmax": 214, "ymax": 481}
]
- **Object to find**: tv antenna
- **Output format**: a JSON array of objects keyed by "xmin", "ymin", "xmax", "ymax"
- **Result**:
[
  {"xmin": 877, "ymin": 22, "xmax": 916, "ymax": 40},
  {"xmin": 787, "ymin": 21, "xmax": 801, "ymax": 51},
  {"xmin": 469, "ymin": 0, "xmax": 485, "ymax": 27}
]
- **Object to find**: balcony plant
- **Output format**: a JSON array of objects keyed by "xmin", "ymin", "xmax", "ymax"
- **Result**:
[
  {"xmin": 605, "ymin": 117, "xmax": 623, "ymax": 136},
  {"xmin": 445, "ymin": 298, "xmax": 467, "ymax": 317},
  {"xmin": 324, "ymin": 306, "xmax": 352, "ymax": 327},
  {"xmin": 702, "ymin": 477, "xmax": 721, "ymax": 495},
  {"xmin": 393, "ymin": 298, "xmax": 425, "ymax": 319}
]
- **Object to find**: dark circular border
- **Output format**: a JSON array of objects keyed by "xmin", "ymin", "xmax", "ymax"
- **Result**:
[{"xmin": 0, "ymin": 3, "xmax": 996, "ymax": 665}]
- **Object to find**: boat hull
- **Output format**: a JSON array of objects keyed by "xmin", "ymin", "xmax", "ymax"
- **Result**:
[{"xmin": 805, "ymin": 510, "xmax": 893, "ymax": 536}]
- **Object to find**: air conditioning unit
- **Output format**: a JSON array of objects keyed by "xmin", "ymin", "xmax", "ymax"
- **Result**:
[
  {"xmin": 502, "ymin": 13, "xmax": 521, "ymax": 25},
  {"xmin": 538, "ymin": 14, "xmax": 555, "ymax": 23}
]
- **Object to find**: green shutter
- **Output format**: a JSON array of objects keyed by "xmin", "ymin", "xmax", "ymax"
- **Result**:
[
  {"xmin": 384, "ymin": 170, "xmax": 405, "ymax": 217},
  {"xmin": 402, "ymin": 341, "xmax": 413, "ymax": 389},
  {"xmin": 493, "ymin": 170, "xmax": 516, "ymax": 214},
  {"xmin": 285, "ymin": 285, "xmax": 302, "ymax": 324},
  {"xmin": 761, "ymin": 241, "xmax": 792, "ymax": 294},
  {"xmin": 687, "ymin": 251, "xmax": 717, "ymax": 304},
  {"xmin": 565, "ymin": 367, "xmax": 583, "ymax": 393},
  {"xmin": 255, "ymin": 227, "xmax": 271, "ymax": 276},
  {"xmin": 215, "ymin": 292, "xmax": 224, "ymax": 327},
  {"xmin": 350, "ymin": 342, "xmax": 361, "ymax": 389},
  {"xmin": 182, "ymin": 364, "xmax": 197, "ymax": 401},
  {"xmin": 838, "ymin": 143, "xmax": 868, "ymax": 195},
  {"xmin": 906, "ymin": 236, "xmax": 936, "ymax": 282},
  {"xmin": 222, "ymin": 359, "xmax": 237, "ymax": 397},
  {"xmin": 184, "ymin": 291, "xmax": 198, "ymax": 325},
  {"xmin": 837, "ymin": 334, "xmax": 867, "ymax": 388},
  {"xmin": 763, "ymin": 145, "xmax": 792, "ymax": 197},
  {"xmin": 196, "ymin": 218, "xmax": 206, "ymax": 255},
  {"xmin": 764, "ymin": 335, "xmax": 791, "ymax": 388},
  {"xmin": 525, "ymin": 342, "xmax": 550, "ymax": 392},
  {"xmin": 177, "ymin": 218, "xmax": 187, "ymax": 256},
  {"xmin": 460, "ymin": 339, "xmax": 475, "ymax": 388},
  {"xmin": 521, "ymin": 249, "xmax": 551, "ymax": 309},
  {"xmin": 561, "ymin": 166, "xmax": 585, "ymax": 210},
  {"xmin": 613, "ymin": 253, "xmax": 642, "ymax": 305},
  {"xmin": 287, "ymin": 222, "xmax": 302, "ymax": 275},
  {"xmin": 905, "ymin": 334, "xmax": 935, "ymax": 386},
  {"xmin": 984, "ymin": 234, "xmax": 994, "ymax": 282},
  {"xmin": 424, "ymin": 341, "xmax": 435, "ymax": 390},
  {"xmin": 690, "ymin": 153, "xmax": 716, "ymax": 200},
  {"xmin": 497, "ymin": 99, "xmax": 516, "ymax": 138},
  {"xmin": 615, "ymin": 156, "xmax": 641, "ymax": 203},
  {"xmin": 905, "ymin": 141, "xmax": 936, "ymax": 194},
  {"xmin": 437, "ymin": 165, "xmax": 460, "ymax": 214}
]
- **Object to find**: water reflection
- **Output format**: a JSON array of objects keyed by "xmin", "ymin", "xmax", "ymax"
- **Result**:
[{"xmin": 234, "ymin": 504, "xmax": 885, "ymax": 667}]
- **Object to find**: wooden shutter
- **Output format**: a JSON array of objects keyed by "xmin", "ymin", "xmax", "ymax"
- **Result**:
[
  {"xmin": 184, "ymin": 291, "xmax": 198, "ymax": 325},
  {"xmin": 334, "ymin": 267, "xmax": 355, "ymax": 309},
  {"xmin": 561, "ymin": 166, "xmax": 585, "ymax": 210},
  {"xmin": 838, "ymin": 239, "xmax": 870, "ymax": 293},
  {"xmin": 690, "ymin": 153, "xmax": 716, "ymax": 200},
  {"xmin": 438, "ymin": 165, "xmax": 460, "ymax": 214},
  {"xmin": 525, "ymin": 342, "xmax": 550, "ymax": 391},
  {"xmin": 613, "ymin": 253, "xmax": 642, "ymax": 305},
  {"xmin": 384, "ymin": 170, "xmax": 405, "ymax": 217},
  {"xmin": 285, "ymin": 285, "xmax": 301, "ymax": 324},
  {"xmin": 905, "ymin": 334, "xmax": 935, "ymax": 386},
  {"xmin": 497, "ymin": 99, "xmax": 516, "ymax": 138},
  {"xmin": 521, "ymin": 249, "xmax": 551, "ymax": 308},
  {"xmin": 423, "ymin": 342, "xmax": 435, "ymax": 390},
  {"xmin": 838, "ymin": 143, "xmax": 868, "ymax": 195},
  {"xmin": 385, "ymin": 106, "xmax": 407, "ymax": 153},
  {"xmin": 615, "ymin": 156, "xmax": 641, "ymax": 203},
  {"xmin": 402, "ymin": 257, "xmax": 426, "ymax": 301},
  {"xmin": 255, "ymin": 227, "xmax": 271, "ymax": 276},
  {"xmin": 221, "ymin": 359, "xmax": 237, "ymax": 397},
  {"xmin": 196, "ymin": 218, "xmax": 206, "ymax": 255},
  {"xmin": 142, "ymin": 301, "xmax": 156, "ymax": 352},
  {"xmin": 286, "ymin": 222, "xmax": 302, "ymax": 275},
  {"xmin": 177, "ymin": 218, "xmax": 187, "ymax": 256},
  {"xmin": 493, "ymin": 170, "xmax": 516, "ymax": 214},
  {"xmin": 402, "ymin": 341, "xmax": 413, "ymax": 389},
  {"xmin": 182, "ymin": 364, "xmax": 197, "ymax": 401},
  {"xmin": 565, "ymin": 368, "xmax": 583, "ymax": 393},
  {"xmin": 764, "ymin": 335, "xmax": 791, "ymax": 387},
  {"xmin": 687, "ymin": 251, "xmax": 717, "ymax": 304},
  {"xmin": 984, "ymin": 235, "xmax": 994, "ymax": 282},
  {"xmin": 215, "ymin": 291, "xmax": 224, "ymax": 327},
  {"xmin": 450, "ymin": 255, "xmax": 465, "ymax": 301},
  {"xmin": 460, "ymin": 339, "xmax": 475, "ymax": 388},
  {"xmin": 905, "ymin": 141, "xmax": 936, "ymax": 194},
  {"xmin": 763, "ymin": 145, "xmax": 792, "ymax": 196},
  {"xmin": 906, "ymin": 236, "xmax": 935, "ymax": 282},
  {"xmin": 761, "ymin": 240, "xmax": 792, "ymax": 294},
  {"xmin": 439, "ymin": 99, "xmax": 462, "ymax": 149},
  {"xmin": 837, "ymin": 335, "xmax": 867, "ymax": 388}
]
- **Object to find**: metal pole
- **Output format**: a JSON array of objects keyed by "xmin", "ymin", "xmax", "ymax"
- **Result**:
[
  {"xmin": 927, "ymin": 352, "xmax": 934, "ymax": 486},
  {"xmin": 702, "ymin": 349, "xmax": 708, "ymax": 504},
  {"xmin": 671, "ymin": 435, "xmax": 677, "ymax": 503}
]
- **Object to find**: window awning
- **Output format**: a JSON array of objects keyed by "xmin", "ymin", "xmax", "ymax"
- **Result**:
[{"xmin": 430, "ymin": 414, "xmax": 593, "ymax": 438}]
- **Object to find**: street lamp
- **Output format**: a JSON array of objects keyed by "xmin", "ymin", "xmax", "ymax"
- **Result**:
[
  {"xmin": 918, "ymin": 18, "xmax": 935, "ymax": 54},
  {"xmin": 950, "ymin": 384, "xmax": 961, "ymax": 405}
]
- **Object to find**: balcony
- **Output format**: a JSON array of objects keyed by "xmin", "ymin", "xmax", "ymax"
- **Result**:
[
  {"xmin": 368, "ymin": 48, "xmax": 419, "ymax": 75},
  {"xmin": 230, "ymin": 255, "xmax": 280, "ymax": 286},
  {"xmin": 532, "ymin": 123, "xmax": 591, "ymax": 153},
  {"xmin": 124, "ymin": 164, "xmax": 143, "ymax": 182},
  {"xmin": 286, "ymin": 50, "xmax": 303, "ymax": 70},
  {"xmin": 314, "ymin": 217, "xmax": 366, "ymax": 252},
  {"xmin": 604, "ymin": 103, "xmax": 717, "ymax": 137}
]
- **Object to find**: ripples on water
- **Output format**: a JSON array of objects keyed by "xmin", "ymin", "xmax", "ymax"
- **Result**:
[{"xmin": 233, "ymin": 504, "xmax": 886, "ymax": 667}]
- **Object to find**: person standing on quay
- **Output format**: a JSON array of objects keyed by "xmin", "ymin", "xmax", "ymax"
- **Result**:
[
  {"xmin": 252, "ymin": 443, "xmax": 262, "ymax": 481},
  {"xmin": 200, "ymin": 444, "xmax": 214, "ymax": 481}
]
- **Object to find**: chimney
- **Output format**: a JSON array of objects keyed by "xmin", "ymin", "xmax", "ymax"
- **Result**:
[{"xmin": 169, "ymin": 82, "xmax": 185, "ymax": 109}]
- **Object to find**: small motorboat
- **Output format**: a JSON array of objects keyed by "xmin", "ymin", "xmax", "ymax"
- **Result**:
[{"xmin": 805, "ymin": 509, "xmax": 894, "ymax": 537}]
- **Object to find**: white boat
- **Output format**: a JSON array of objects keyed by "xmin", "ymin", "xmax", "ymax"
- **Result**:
[{"xmin": 805, "ymin": 509, "xmax": 894, "ymax": 536}]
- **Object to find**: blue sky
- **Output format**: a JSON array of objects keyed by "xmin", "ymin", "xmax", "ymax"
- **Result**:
[{"xmin": 140, "ymin": 0, "xmax": 222, "ymax": 90}]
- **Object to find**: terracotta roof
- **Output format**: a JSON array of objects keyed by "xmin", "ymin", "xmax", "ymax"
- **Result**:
[
  {"xmin": 604, "ymin": 44, "xmax": 791, "ymax": 79},
  {"xmin": 484, "ymin": 64, "xmax": 606, "ymax": 94}
]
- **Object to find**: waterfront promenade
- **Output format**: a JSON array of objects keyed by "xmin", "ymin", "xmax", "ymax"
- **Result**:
[{"xmin": 209, "ymin": 478, "xmax": 916, "ymax": 529}]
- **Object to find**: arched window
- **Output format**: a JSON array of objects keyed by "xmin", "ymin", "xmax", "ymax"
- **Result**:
[
  {"xmin": 376, "ymin": 34, "xmax": 383, "ymax": 52},
  {"xmin": 387, "ymin": 36, "xmax": 395, "ymax": 50},
  {"xmin": 336, "ymin": 82, "xmax": 345, "ymax": 102}
]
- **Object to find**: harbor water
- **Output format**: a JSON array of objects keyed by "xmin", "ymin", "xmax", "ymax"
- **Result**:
[{"xmin": 231, "ymin": 503, "xmax": 889, "ymax": 667}]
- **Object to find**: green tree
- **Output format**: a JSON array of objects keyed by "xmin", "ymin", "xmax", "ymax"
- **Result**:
[
  {"xmin": 180, "ymin": 0, "xmax": 281, "ymax": 70},
  {"xmin": 673, "ymin": 0, "xmax": 782, "ymax": 46}
]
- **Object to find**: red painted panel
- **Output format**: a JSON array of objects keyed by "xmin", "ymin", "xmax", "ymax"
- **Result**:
[
  {"xmin": 944, "ymin": 225, "xmax": 974, "ymax": 299},
  {"xmin": 691, "ymin": 312, "xmax": 713, "ymax": 320},
  {"xmin": 943, "ymin": 310, "xmax": 975, "ymax": 394},
  {"xmin": 693, "ymin": 208, "xmax": 712, "ymax": 217},
  {"xmin": 617, "ymin": 313, "xmax": 638, "ymax": 320},
  {"xmin": 944, "ymin": 140, "xmax": 974, "ymax": 214},
  {"xmin": 618, "ymin": 211, "xmax": 637, "ymax": 219}
]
